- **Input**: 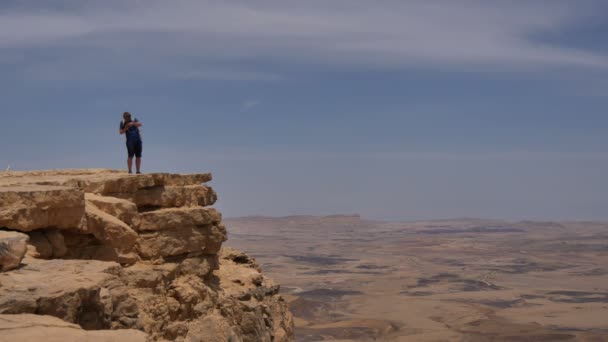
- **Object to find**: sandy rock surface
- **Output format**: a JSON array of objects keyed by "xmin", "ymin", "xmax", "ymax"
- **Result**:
[
  {"xmin": 0, "ymin": 169, "xmax": 293, "ymax": 341},
  {"xmin": 85, "ymin": 193, "xmax": 139, "ymax": 225},
  {"xmin": 0, "ymin": 185, "xmax": 84, "ymax": 232},
  {"xmin": 0, "ymin": 314, "xmax": 147, "ymax": 342},
  {"xmin": 137, "ymin": 206, "xmax": 221, "ymax": 231}
]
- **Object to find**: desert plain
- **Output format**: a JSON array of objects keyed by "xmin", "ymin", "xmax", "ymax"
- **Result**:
[{"xmin": 225, "ymin": 215, "xmax": 608, "ymax": 341}]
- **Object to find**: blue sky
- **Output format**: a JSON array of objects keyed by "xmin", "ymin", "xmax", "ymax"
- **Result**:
[{"xmin": 1, "ymin": 1, "xmax": 607, "ymax": 220}]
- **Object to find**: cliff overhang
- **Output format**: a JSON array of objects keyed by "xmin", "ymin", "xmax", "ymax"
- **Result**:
[{"xmin": 0, "ymin": 169, "xmax": 294, "ymax": 342}]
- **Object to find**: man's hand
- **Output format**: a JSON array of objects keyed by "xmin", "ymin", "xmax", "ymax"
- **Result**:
[{"xmin": 119, "ymin": 122, "xmax": 131, "ymax": 135}]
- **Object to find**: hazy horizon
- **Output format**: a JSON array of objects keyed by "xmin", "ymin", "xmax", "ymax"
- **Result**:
[
  {"xmin": 1, "ymin": 1, "xmax": 607, "ymax": 221},
  {"xmin": 222, "ymin": 213, "xmax": 607, "ymax": 223}
]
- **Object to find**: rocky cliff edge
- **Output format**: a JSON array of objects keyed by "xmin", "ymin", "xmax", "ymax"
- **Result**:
[{"xmin": 0, "ymin": 169, "xmax": 293, "ymax": 342}]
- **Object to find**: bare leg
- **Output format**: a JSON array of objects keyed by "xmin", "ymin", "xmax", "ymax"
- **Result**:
[
  {"xmin": 136, "ymin": 158, "xmax": 142, "ymax": 173},
  {"xmin": 127, "ymin": 158, "xmax": 133, "ymax": 173}
]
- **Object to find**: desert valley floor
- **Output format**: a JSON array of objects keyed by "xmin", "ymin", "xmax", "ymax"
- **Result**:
[{"xmin": 225, "ymin": 216, "xmax": 608, "ymax": 341}]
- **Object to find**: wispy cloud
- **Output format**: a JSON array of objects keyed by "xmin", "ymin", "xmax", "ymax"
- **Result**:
[
  {"xmin": 175, "ymin": 69, "xmax": 280, "ymax": 82},
  {"xmin": 241, "ymin": 99, "xmax": 261, "ymax": 111},
  {"xmin": 1, "ymin": 0, "xmax": 607, "ymax": 82}
]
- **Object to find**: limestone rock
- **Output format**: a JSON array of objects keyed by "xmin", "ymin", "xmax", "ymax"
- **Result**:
[
  {"xmin": 152, "ymin": 173, "xmax": 213, "ymax": 186},
  {"xmin": 266, "ymin": 295, "xmax": 295, "ymax": 342},
  {"xmin": 85, "ymin": 193, "xmax": 138, "ymax": 225},
  {"xmin": 185, "ymin": 314, "xmax": 240, "ymax": 342},
  {"xmin": 0, "ymin": 314, "xmax": 148, "ymax": 342},
  {"xmin": 208, "ymin": 224, "xmax": 228, "ymax": 254},
  {"xmin": 0, "ymin": 185, "xmax": 84, "ymax": 232},
  {"xmin": 0, "ymin": 170, "xmax": 211, "ymax": 194},
  {"xmin": 128, "ymin": 185, "xmax": 217, "ymax": 209},
  {"xmin": 137, "ymin": 207, "xmax": 221, "ymax": 231},
  {"xmin": 79, "ymin": 172, "xmax": 212, "ymax": 194},
  {"xmin": 137, "ymin": 224, "xmax": 226, "ymax": 259},
  {"xmin": 222, "ymin": 247, "xmax": 262, "ymax": 272},
  {"xmin": 0, "ymin": 257, "xmax": 120, "ymax": 328},
  {"xmin": 177, "ymin": 255, "xmax": 219, "ymax": 278},
  {"xmin": 0, "ymin": 249, "xmax": 293, "ymax": 341},
  {"xmin": 217, "ymin": 248, "xmax": 294, "ymax": 342},
  {"xmin": 0, "ymin": 231, "xmax": 28, "ymax": 271},
  {"xmin": 0, "ymin": 169, "xmax": 293, "ymax": 341},
  {"xmin": 77, "ymin": 173, "xmax": 158, "ymax": 194},
  {"xmin": 85, "ymin": 203, "xmax": 138, "ymax": 253},
  {"xmin": 120, "ymin": 262, "xmax": 179, "ymax": 288},
  {"xmin": 169, "ymin": 274, "xmax": 218, "ymax": 319},
  {"xmin": 66, "ymin": 245, "xmax": 139, "ymax": 265}
]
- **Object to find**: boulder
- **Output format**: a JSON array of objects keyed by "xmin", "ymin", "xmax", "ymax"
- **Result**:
[
  {"xmin": 0, "ymin": 314, "xmax": 148, "ymax": 342},
  {"xmin": 137, "ymin": 207, "xmax": 221, "ymax": 231},
  {"xmin": 0, "ymin": 231, "xmax": 28, "ymax": 271},
  {"xmin": 0, "ymin": 185, "xmax": 84, "ymax": 232}
]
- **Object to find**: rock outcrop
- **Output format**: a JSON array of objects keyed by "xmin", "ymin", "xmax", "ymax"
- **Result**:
[{"xmin": 0, "ymin": 169, "xmax": 293, "ymax": 342}]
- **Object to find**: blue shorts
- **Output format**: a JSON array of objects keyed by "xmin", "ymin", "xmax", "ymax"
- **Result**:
[{"xmin": 126, "ymin": 140, "xmax": 142, "ymax": 158}]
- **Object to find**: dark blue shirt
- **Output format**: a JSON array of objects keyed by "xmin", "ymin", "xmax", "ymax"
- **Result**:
[{"xmin": 120, "ymin": 118, "xmax": 141, "ymax": 142}]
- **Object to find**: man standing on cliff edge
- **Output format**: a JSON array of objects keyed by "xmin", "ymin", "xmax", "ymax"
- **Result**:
[{"xmin": 119, "ymin": 112, "xmax": 143, "ymax": 174}]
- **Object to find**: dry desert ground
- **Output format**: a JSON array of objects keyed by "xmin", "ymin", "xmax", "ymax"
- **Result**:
[{"xmin": 225, "ymin": 215, "xmax": 608, "ymax": 341}]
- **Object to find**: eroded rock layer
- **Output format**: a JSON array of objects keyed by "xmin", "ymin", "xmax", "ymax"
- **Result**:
[{"xmin": 0, "ymin": 169, "xmax": 293, "ymax": 342}]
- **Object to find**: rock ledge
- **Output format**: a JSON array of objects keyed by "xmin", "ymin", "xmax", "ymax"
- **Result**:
[{"xmin": 0, "ymin": 169, "xmax": 293, "ymax": 342}]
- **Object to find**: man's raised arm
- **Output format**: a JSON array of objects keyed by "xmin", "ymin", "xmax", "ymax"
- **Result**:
[{"xmin": 119, "ymin": 122, "xmax": 131, "ymax": 135}]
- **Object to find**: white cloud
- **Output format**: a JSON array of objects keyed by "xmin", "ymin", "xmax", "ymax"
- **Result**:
[{"xmin": 0, "ymin": 0, "xmax": 607, "ymax": 81}]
